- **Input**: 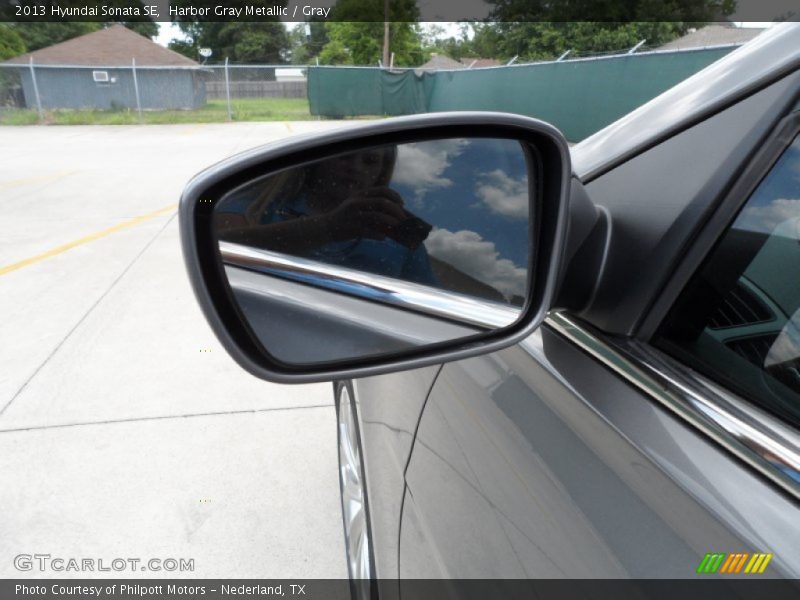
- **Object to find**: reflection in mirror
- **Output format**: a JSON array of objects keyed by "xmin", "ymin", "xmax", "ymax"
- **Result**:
[{"xmin": 213, "ymin": 137, "xmax": 534, "ymax": 366}]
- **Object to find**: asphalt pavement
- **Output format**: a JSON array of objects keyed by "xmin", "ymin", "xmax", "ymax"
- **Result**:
[{"xmin": 0, "ymin": 121, "xmax": 361, "ymax": 578}]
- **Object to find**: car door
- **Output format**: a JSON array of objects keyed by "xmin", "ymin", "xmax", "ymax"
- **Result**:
[{"xmin": 400, "ymin": 79, "xmax": 800, "ymax": 578}]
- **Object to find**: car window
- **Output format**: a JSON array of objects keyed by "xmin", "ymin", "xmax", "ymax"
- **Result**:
[{"xmin": 655, "ymin": 134, "xmax": 800, "ymax": 429}]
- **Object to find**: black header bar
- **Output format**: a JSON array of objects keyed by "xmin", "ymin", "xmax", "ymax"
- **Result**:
[{"xmin": 1, "ymin": 0, "xmax": 798, "ymax": 23}]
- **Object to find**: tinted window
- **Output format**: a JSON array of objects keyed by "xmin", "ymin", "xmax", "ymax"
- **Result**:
[{"xmin": 655, "ymin": 136, "xmax": 800, "ymax": 428}]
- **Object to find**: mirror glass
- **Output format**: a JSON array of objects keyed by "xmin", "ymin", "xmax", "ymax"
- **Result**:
[{"xmin": 213, "ymin": 137, "xmax": 534, "ymax": 366}]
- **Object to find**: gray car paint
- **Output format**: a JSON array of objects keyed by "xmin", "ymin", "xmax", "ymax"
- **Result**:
[
  {"xmin": 401, "ymin": 328, "xmax": 800, "ymax": 577},
  {"xmin": 356, "ymin": 25, "xmax": 800, "ymax": 581},
  {"xmin": 576, "ymin": 73, "xmax": 800, "ymax": 335},
  {"xmin": 178, "ymin": 20, "xmax": 800, "ymax": 583},
  {"xmin": 572, "ymin": 22, "xmax": 800, "ymax": 182},
  {"xmin": 352, "ymin": 367, "xmax": 441, "ymax": 584}
]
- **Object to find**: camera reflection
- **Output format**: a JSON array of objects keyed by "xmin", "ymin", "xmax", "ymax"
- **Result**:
[{"xmin": 215, "ymin": 146, "xmax": 437, "ymax": 285}]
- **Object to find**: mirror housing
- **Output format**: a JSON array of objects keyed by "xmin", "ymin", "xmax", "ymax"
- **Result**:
[{"xmin": 180, "ymin": 113, "xmax": 571, "ymax": 383}]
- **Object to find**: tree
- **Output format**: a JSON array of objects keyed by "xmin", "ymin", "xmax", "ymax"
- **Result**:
[
  {"xmin": 172, "ymin": 1, "xmax": 290, "ymax": 63},
  {"xmin": 448, "ymin": 0, "xmax": 738, "ymax": 61},
  {"xmin": 213, "ymin": 23, "xmax": 289, "ymax": 63},
  {"xmin": 319, "ymin": 23, "xmax": 381, "ymax": 65},
  {"xmin": 170, "ymin": 19, "xmax": 205, "ymax": 61},
  {"xmin": 171, "ymin": 22, "xmax": 288, "ymax": 63},
  {"xmin": 11, "ymin": 23, "xmax": 101, "ymax": 53},
  {"xmin": 0, "ymin": 24, "xmax": 25, "ymax": 107},
  {"xmin": 319, "ymin": 22, "xmax": 425, "ymax": 66},
  {"xmin": 421, "ymin": 24, "xmax": 476, "ymax": 61},
  {"xmin": 0, "ymin": 23, "xmax": 25, "ymax": 60},
  {"xmin": 168, "ymin": 39, "xmax": 199, "ymax": 61},
  {"xmin": 469, "ymin": 22, "xmax": 699, "ymax": 61},
  {"xmin": 287, "ymin": 21, "xmax": 329, "ymax": 64},
  {"xmin": 317, "ymin": 0, "xmax": 424, "ymax": 66}
]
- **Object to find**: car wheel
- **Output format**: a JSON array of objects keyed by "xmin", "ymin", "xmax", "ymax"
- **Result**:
[{"xmin": 335, "ymin": 381, "xmax": 376, "ymax": 600}]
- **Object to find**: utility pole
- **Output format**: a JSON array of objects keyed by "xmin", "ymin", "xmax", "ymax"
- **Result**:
[{"xmin": 382, "ymin": 0, "xmax": 390, "ymax": 68}]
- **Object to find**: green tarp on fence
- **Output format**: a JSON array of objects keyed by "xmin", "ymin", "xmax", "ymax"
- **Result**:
[{"xmin": 308, "ymin": 47, "xmax": 734, "ymax": 141}]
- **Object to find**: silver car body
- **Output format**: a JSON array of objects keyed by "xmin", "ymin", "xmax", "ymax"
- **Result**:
[{"xmin": 352, "ymin": 23, "xmax": 800, "ymax": 580}]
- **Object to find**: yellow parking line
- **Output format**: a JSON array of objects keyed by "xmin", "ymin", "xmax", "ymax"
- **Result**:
[
  {"xmin": 0, "ymin": 170, "xmax": 79, "ymax": 191},
  {"xmin": 0, "ymin": 203, "xmax": 177, "ymax": 277}
]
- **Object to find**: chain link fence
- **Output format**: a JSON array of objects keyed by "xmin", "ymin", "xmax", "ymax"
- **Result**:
[
  {"xmin": 0, "ymin": 43, "xmax": 742, "ymax": 132},
  {"xmin": 0, "ymin": 61, "xmax": 311, "ymax": 124},
  {"xmin": 205, "ymin": 65, "xmax": 307, "ymax": 100}
]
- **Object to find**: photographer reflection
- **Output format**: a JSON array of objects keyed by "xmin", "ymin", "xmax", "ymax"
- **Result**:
[{"xmin": 216, "ymin": 145, "xmax": 437, "ymax": 285}]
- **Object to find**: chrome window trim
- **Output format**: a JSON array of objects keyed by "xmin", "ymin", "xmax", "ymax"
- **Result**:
[
  {"xmin": 546, "ymin": 311, "xmax": 800, "ymax": 500},
  {"xmin": 219, "ymin": 241, "xmax": 521, "ymax": 329}
]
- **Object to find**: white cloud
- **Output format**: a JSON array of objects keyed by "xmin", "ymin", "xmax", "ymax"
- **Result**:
[
  {"xmin": 393, "ymin": 139, "xmax": 469, "ymax": 200},
  {"xmin": 425, "ymin": 228, "xmax": 527, "ymax": 299},
  {"xmin": 737, "ymin": 198, "xmax": 800, "ymax": 235},
  {"xmin": 475, "ymin": 169, "xmax": 529, "ymax": 219}
]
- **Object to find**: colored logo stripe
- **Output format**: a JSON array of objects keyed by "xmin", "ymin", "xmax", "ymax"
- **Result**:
[
  {"xmin": 719, "ymin": 553, "xmax": 737, "ymax": 573},
  {"xmin": 698, "ymin": 552, "xmax": 773, "ymax": 574},
  {"xmin": 720, "ymin": 553, "xmax": 749, "ymax": 573},
  {"xmin": 734, "ymin": 553, "xmax": 750, "ymax": 573},
  {"xmin": 697, "ymin": 553, "xmax": 725, "ymax": 574},
  {"xmin": 745, "ymin": 553, "xmax": 773, "ymax": 574}
]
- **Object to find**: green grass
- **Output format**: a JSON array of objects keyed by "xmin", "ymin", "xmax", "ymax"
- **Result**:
[
  {"xmin": 0, "ymin": 109, "xmax": 40, "ymax": 125},
  {"xmin": 0, "ymin": 97, "xmax": 314, "ymax": 126}
]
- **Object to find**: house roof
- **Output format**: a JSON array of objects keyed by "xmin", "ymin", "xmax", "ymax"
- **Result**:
[
  {"xmin": 658, "ymin": 24, "xmax": 765, "ymax": 51},
  {"xmin": 3, "ymin": 25, "xmax": 200, "ymax": 67},
  {"xmin": 419, "ymin": 54, "xmax": 466, "ymax": 71},
  {"xmin": 460, "ymin": 58, "xmax": 501, "ymax": 68}
]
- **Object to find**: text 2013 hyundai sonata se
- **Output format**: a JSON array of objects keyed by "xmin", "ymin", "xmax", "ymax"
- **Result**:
[{"xmin": 180, "ymin": 22, "xmax": 800, "ymax": 592}]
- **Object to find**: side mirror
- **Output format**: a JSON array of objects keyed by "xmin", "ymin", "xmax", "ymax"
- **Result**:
[{"xmin": 179, "ymin": 113, "xmax": 570, "ymax": 382}]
